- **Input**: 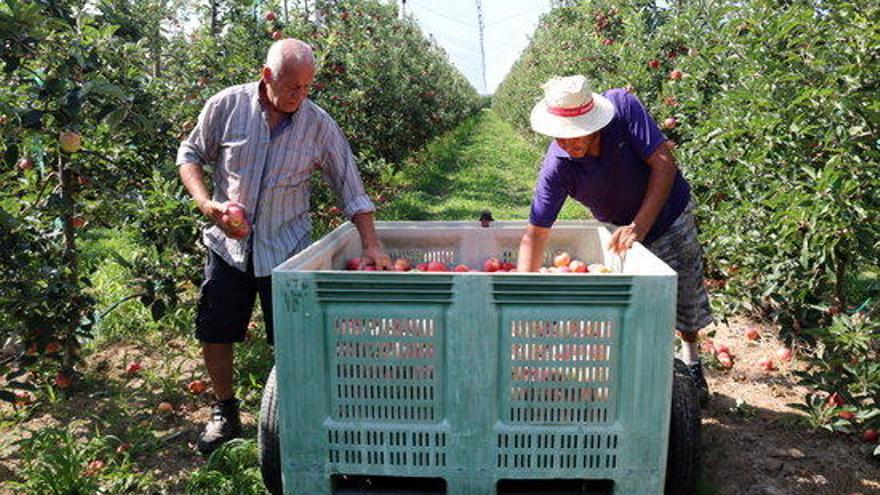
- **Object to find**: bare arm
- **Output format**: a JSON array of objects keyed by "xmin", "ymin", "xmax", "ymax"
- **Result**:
[
  {"xmin": 608, "ymin": 141, "xmax": 678, "ymax": 253},
  {"xmin": 517, "ymin": 224, "xmax": 552, "ymax": 272},
  {"xmin": 352, "ymin": 211, "xmax": 390, "ymax": 270},
  {"xmin": 179, "ymin": 162, "xmax": 228, "ymax": 231}
]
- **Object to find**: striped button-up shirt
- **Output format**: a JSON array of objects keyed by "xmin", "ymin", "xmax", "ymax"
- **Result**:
[{"xmin": 177, "ymin": 82, "xmax": 374, "ymax": 277}]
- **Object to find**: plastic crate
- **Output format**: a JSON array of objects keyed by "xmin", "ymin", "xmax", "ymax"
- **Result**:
[{"xmin": 272, "ymin": 220, "xmax": 677, "ymax": 494}]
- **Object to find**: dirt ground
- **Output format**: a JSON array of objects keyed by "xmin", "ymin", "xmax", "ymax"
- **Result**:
[
  {"xmin": 700, "ymin": 319, "xmax": 880, "ymax": 495},
  {"xmin": 1, "ymin": 321, "xmax": 878, "ymax": 494}
]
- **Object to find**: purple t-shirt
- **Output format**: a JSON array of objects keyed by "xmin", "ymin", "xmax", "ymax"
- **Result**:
[{"xmin": 529, "ymin": 88, "xmax": 690, "ymax": 244}]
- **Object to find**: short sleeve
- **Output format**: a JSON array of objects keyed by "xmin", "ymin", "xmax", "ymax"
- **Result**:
[
  {"xmin": 528, "ymin": 154, "xmax": 569, "ymax": 228},
  {"xmin": 617, "ymin": 90, "xmax": 667, "ymax": 161}
]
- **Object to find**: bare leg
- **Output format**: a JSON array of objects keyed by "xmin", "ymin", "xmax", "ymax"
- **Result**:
[{"xmin": 203, "ymin": 343, "xmax": 234, "ymax": 401}]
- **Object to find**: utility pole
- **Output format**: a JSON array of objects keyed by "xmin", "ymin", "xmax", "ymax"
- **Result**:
[
  {"xmin": 400, "ymin": 0, "xmax": 406, "ymax": 19},
  {"xmin": 475, "ymin": 0, "xmax": 486, "ymax": 93}
]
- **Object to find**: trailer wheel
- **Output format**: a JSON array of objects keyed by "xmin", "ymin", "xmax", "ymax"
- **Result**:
[
  {"xmin": 665, "ymin": 359, "xmax": 702, "ymax": 495},
  {"xmin": 259, "ymin": 366, "xmax": 282, "ymax": 495}
]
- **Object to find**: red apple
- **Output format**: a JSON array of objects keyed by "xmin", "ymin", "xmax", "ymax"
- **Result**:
[
  {"xmin": 265, "ymin": 11, "xmax": 277, "ymax": 22},
  {"xmin": 345, "ymin": 257, "xmax": 362, "ymax": 270},
  {"xmin": 222, "ymin": 202, "xmax": 246, "ymax": 229},
  {"xmin": 415, "ymin": 262, "xmax": 429, "ymax": 271},
  {"xmin": 837, "ymin": 410, "xmax": 855, "ymax": 421},
  {"xmin": 72, "ymin": 216, "xmax": 86, "ymax": 229},
  {"xmin": 84, "ymin": 459, "xmax": 105, "ymax": 477},
  {"xmin": 59, "ymin": 131, "xmax": 83, "ymax": 153},
  {"xmin": 187, "ymin": 380, "xmax": 207, "ymax": 395},
  {"xmin": 361, "ymin": 265, "xmax": 377, "ymax": 271},
  {"xmin": 14, "ymin": 391, "xmax": 32, "ymax": 406},
  {"xmin": 393, "ymin": 258, "xmax": 412, "ymax": 272},
  {"xmin": 16, "ymin": 157, "xmax": 33, "ymax": 171},
  {"xmin": 328, "ymin": 206, "xmax": 343, "ymax": 215},
  {"xmin": 228, "ymin": 221, "xmax": 250, "ymax": 240},
  {"xmin": 776, "ymin": 347, "xmax": 793, "ymax": 362},
  {"xmin": 116, "ymin": 443, "xmax": 131, "ymax": 454},
  {"xmin": 427, "ymin": 261, "xmax": 447, "ymax": 272},
  {"xmin": 483, "ymin": 257, "xmax": 502, "ymax": 272},
  {"xmin": 716, "ymin": 352, "xmax": 734, "ymax": 368},
  {"xmin": 54, "ymin": 372, "xmax": 72, "ymax": 389},
  {"xmin": 453, "ymin": 264, "xmax": 470, "ymax": 272},
  {"xmin": 569, "ymin": 260, "xmax": 587, "ymax": 273},
  {"xmin": 602, "ymin": 38, "xmax": 614, "ymax": 46},
  {"xmin": 744, "ymin": 327, "xmax": 760, "ymax": 341},
  {"xmin": 648, "ymin": 59, "xmax": 661, "ymax": 69},
  {"xmin": 157, "ymin": 401, "xmax": 174, "ymax": 415},
  {"xmin": 713, "ymin": 343, "xmax": 730, "ymax": 355},
  {"xmin": 45, "ymin": 341, "xmax": 61, "ymax": 354},
  {"xmin": 248, "ymin": 321, "xmax": 259, "ymax": 330},
  {"xmin": 662, "ymin": 117, "xmax": 678, "ymax": 129},
  {"xmin": 77, "ymin": 175, "xmax": 89, "ymax": 186},
  {"xmin": 25, "ymin": 343, "xmax": 38, "ymax": 356},
  {"xmin": 757, "ymin": 358, "xmax": 776, "ymax": 372},
  {"xmin": 664, "ymin": 96, "xmax": 679, "ymax": 106},
  {"xmin": 827, "ymin": 392, "xmax": 845, "ymax": 407},
  {"xmin": 553, "ymin": 252, "xmax": 571, "ymax": 268},
  {"xmin": 271, "ymin": 31, "xmax": 284, "ymax": 41},
  {"xmin": 669, "ymin": 69, "xmax": 683, "ymax": 80},
  {"xmin": 863, "ymin": 429, "xmax": 878, "ymax": 443},
  {"xmin": 126, "ymin": 362, "xmax": 142, "ymax": 375},
  {"xmin": 500, "ymin": 261, "xmax": 516, "ymax": 271}
]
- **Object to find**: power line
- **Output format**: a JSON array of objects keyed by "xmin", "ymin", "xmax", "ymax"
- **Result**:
[
  {"xmin": 475, "ymin": 0, "xmax": 486, "ymax": 93},
  {"xmin": 485, "ymin": 5, "xmax": 541, "ymax": 27},
  {"xmin": 408, "ymin": 0, "xmax": 477, "ymax": 28}
]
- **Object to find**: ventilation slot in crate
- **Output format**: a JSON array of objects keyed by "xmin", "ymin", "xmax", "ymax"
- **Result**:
[
  {"xmin": 386, "ymin": 248, "xmax": 458, "ymax": 265},
  {"xmin": 493, "ymin": 279, "xmax": 631, "ymax": 305},
  {"xmin": 328, "ymin": 429, "xmax": 448, "ymax": 468},
  {"xmin": 316, "ymin": 274, "xmax": 454, "ymax": 303},
  {"xmin": 332, "ymin": 318, "xmax": 441, "ymax": 422},
  {"xmin": 496, "ymin": 433, "xmax": 619, "ymax": 472},
  {"xmin": 506, "ymin": 319, "xmax": 614, "ymax": 424}
]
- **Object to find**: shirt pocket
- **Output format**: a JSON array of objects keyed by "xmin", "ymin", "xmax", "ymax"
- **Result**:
[{"xmin": 273, "ymin": 144, "xmax": 321, "ymax": 189}]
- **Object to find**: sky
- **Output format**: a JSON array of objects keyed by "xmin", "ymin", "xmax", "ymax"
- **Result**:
[{"xmin": 401, "ymin": 0, "xmax": 554, "ymax": 95}]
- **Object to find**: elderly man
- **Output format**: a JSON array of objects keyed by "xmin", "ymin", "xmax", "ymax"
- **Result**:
[
  {"xmin": 517, "ymin": 75, "xmax": 713, "ymax": 404},
  {"xmin": 178, "ymin": 38, "xmax": 390, "ymax": 454}
]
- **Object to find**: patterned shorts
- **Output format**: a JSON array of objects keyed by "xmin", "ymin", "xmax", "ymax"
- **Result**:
[{"xmin": 643, "ymin": 203, "xmax": 714, "ymax": 334}]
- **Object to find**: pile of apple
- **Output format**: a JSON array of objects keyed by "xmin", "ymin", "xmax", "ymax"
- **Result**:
[
  {"xmin": 222, "ymin": 201, "xmax": 250, "ymax": 240},
  {"xmin": 344, "ymin": 256, "xmax": 516, "ymax": 272},
  {"xmin": 538, "ymin": 251, "xmax": 614, "ymax": 274},
  {"xmin": 343, "ymin": 251, "xmax": 616, "ymax": 274},
  {"xmin": 702, "ymin": 326, "xmax": 795, "ymax": 372}
]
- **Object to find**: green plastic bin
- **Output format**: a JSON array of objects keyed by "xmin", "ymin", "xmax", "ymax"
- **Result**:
[{"xmin": 268, "ymin": 220, "xmax": 680, "ymax": 494}]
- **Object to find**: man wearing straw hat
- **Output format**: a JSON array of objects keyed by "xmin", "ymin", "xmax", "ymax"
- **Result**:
[{"xmin": 516, "ymin": 75, "xmax": 713, "ymax": 403}]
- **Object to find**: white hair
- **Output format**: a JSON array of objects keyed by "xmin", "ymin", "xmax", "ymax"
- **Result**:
[{"xmin": 265, "ymin": 39, "xmax": 315, "ymax": 80}]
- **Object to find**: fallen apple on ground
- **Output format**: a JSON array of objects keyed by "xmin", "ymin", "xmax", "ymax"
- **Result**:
[{"xmin": 187, "ymin": 380, "xmax": 207, "ymax": 395}]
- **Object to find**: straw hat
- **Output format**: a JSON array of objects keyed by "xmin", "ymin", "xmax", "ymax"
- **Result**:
[{"xmin": 529, "ymin": 75, "xmax": 615, "ymax": 138}]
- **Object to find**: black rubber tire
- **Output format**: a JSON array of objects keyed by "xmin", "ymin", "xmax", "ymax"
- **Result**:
[
  {"xmin": 259, "ymin": 366, "xmax": 282, "ymax": 495},
  {"xmin": 665, "ymin": 359, "xmax": 702, "ymax": 495}
]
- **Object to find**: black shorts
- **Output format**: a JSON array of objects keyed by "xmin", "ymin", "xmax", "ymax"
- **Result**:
[{"xmin": 195, "ymin": 250, "xmax": 274, "ymax": 345}]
